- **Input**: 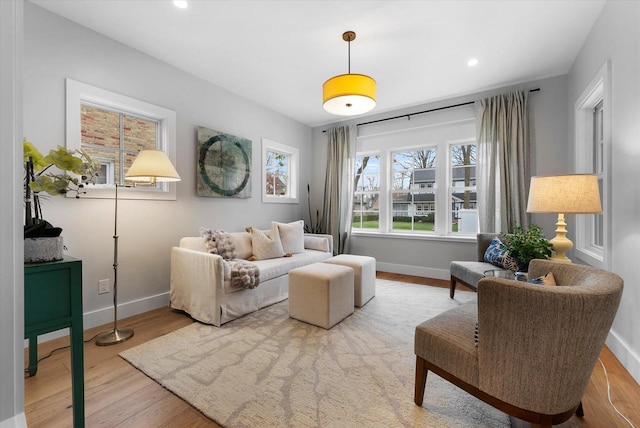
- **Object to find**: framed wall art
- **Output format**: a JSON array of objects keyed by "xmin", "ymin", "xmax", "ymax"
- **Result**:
[{"xmin": 196, "ymin": 126, "xmax": 252, "ymax": 198}]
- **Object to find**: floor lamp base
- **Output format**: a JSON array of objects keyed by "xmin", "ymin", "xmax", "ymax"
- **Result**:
[{"xmin": 95, "ymin": 328, "xmax": 134, "ymax": 346}]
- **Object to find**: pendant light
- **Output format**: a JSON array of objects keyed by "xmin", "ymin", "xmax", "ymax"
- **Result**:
[{"xmin": 323, "ymin": 31, "xmax": 376, "ymax": 116}]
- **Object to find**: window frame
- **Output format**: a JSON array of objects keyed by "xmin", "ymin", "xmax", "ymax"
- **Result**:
[
  {"xmin": 66, "ymin": 78, "xmax": 178, "ymax": 201},
  {"xmin": 353, "ymin": 152, "xmax": 381, "ymax": 230},
  {"xmin": 261, "ymin": 138, "xmax": 299, "ymax": 204},
  {"xmin": 352, "ymin": 110, "xmax": 476, "ymax": 238},
  {"xmin": 574, "ymin": 61, "xmax": 610, "ymax": 269}
]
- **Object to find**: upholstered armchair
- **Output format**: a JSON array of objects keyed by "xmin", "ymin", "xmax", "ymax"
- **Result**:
[{"xmin": 415, "ymin": 259, "xmax": 623, "ymax": 427}]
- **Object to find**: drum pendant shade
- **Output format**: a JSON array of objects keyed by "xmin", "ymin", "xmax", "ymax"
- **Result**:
[{"xmin": 322, "ymin": 31, "xmax": 376, "ymax": 116}]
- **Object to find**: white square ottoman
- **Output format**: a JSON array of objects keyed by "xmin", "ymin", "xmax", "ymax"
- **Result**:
[
  {"xmin": 324, "ymin": 254, "xmax": 376, "ymax": 307},
  {"xmin": 289, "ymin": 263, "xmax": 354, "ymax": 329}
]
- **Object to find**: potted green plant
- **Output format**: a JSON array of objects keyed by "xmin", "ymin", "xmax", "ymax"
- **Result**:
[
  {"xmin": 23, "ymin": 138, "xmax": 100, "ymax": 261},
  {"xmin": 502, "ymin": 223, "xmax": 553, "ymax": 272}
]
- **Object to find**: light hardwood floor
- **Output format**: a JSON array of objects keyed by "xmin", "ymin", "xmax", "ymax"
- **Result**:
[{"xmin": 24, "ymin": 272, "xmax": 639, "ymax": 427}]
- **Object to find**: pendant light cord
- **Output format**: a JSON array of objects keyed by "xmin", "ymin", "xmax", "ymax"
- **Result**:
[{"xmin": 348, "ymin": 38, "xmax": 351, "ymax": 74}]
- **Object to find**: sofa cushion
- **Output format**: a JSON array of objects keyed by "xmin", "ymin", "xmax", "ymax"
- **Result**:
[
  {"xmin": 304, "ymin": 235, "xmax": 331, "ymax": 253},
  {"xmin": 200, "ymin": 228, "xmax": 236, "ymax": 260},
  {"xmin": 484, "ymin": 237, "xmax": 518, "ymax": 271},
  {"xmin": 274, "ymin": 220, "xmax": 305, "ymax": 254},
  {"xmin": 528, "ymin": 272, "xmax": 557, "ymax": 286},
  {"xmin": 179, "ymin": 236, "xmax": 207, "ymax": 252},
  {"xmin": 222, "ymin": 249, "xmax": 331, "ymax": 293},
  {"xmin": 229, "ymin": 232, "xmax": 253, "ymax": 260},
  {"xmin": 248, "ymin": 224, "xmax": 285, "ymax": 260}
]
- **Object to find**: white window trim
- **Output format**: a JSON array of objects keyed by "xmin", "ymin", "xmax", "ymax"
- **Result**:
[
  {"xmin": 261, "ymin": 138, "xmax": 299, "ymax": 204},
  {"xmin": 574, "ymin": 61, "xmax": 610, "ymax": 269},
  {"xmin": 353, "ymin": 110, "xmax": 476, "ymax": 238},
  {"xmin": 66, "ymin": 78, "xmax": 178, "ymax": 201}
]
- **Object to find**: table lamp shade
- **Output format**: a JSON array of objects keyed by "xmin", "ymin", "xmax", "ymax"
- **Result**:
[
  {"xmin": 527, "ymin": 174, "xmax": 602, "ymax": 214},
  {"xmin": 526, "ymin": 174, "xmax": 601, "ymax": 263},
  {"xmin": 125, "ymin": 150, "xmax": 181, "ymax": 182}
]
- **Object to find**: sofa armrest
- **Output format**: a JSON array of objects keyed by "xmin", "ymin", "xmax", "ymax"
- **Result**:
[
  {"xmin": 304, "ymin": 233, "xmax": 333, "ymax": 254},
  {"xmin": 170, "ymin": 247, "xmax": 226, "ymax": 325}
]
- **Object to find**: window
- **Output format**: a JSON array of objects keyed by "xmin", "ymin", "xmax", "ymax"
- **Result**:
[
  {"xmin": 574, "ymin": 61, "xmax": 609, "ymax": 268},
  {"xmin": 80, "ymin": 104, "xmax": 158, "ymax": 188},
  {"xmin": 353, "ymin": 154, "xmax": 380, "ymax": 229},
  {"xmin": 450, "ymin": 143, "xmax": 477, "ymax": 233},
  {"xmin": 262, "ymin": 138, "xmax": 298, "ymax": 203},
  {"xmin": 391, "ymin": 148, "xmax": 437, "ymax": 232},
  {"xmin": 66, "ymin": 79, "xmax": 177, "ymax": 200},
  {"xmin": 352, "ymin": 106, "xmax": 476, "ymax": 237}
]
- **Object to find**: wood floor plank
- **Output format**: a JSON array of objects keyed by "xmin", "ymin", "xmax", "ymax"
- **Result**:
[{"xmin": 24, "ymin": 272, "xmax": 639, "ymax": 427}]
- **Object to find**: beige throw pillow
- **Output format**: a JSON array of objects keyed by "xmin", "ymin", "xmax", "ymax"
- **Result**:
[
  {"xmin": 248, "ymin": 223, "xmax": 285, "ymax": 260},
  {"xmin": 274, "ymin": 220, "xmax": 305, "ymax": 254}
]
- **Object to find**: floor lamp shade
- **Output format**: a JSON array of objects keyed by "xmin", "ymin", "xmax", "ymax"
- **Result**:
[
  {"xmin": 125, "ymin": 150, "xmax": 181, "ymax": 183},
  {"xmin": 95, "ymin": 150, "xmax": 181, "ymax": 346},
  {"xmin": 527, "ymin": 174, "xmax": 602, "ymax": 263}
]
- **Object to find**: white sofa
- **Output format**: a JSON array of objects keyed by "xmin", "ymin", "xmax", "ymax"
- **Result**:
[{"xmin": 170, "ymin": 231, "xmax": 333, "ymax": 326}]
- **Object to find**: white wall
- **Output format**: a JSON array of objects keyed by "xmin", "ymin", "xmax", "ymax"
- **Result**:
[
  {"xmin": 23, "ymin": 2, "xmax": 312, "ymax": 331},
  {"xmin": 567, "ymin": 0, "xmax": 640, "ymax": 383},
  {"xmin": 311, "ymin": 75, "xmax": 569, "ymax": 279},
  {"xmin": 0, "ymin": 1, "xmax": 26, "ymax": 426}
]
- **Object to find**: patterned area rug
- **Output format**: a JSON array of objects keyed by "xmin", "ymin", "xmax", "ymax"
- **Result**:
[{"xmin": 120, "ymin": 280, "xmax": 509, "ymax": 427}]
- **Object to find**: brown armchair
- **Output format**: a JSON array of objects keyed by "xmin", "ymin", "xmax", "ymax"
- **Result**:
[{"xmin": 415, "ymin": 259, "xmax": 623, "ymax": 427}]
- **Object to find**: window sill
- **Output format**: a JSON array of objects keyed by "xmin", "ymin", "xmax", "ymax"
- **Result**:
[
  {"xmin": 262, "ymin": 196, "xmax": 299, "ymax": 204},
  {"xmin": 351, "ymin": 230, "xmax": 476, "ymax": 243}
]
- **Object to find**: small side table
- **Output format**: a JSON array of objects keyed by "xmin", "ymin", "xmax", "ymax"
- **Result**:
[{"xmin": 24, "ymin": 256, "xmax": 85, "ymax": 427}]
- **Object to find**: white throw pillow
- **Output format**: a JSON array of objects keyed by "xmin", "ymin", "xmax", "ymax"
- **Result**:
[
  {"xmin": 248, "ymin": 223, "xmax": 285, "ymax": 260},
  {"xmin": 274, "ymin": 220, "xmax": 305, "ymax": 254}
]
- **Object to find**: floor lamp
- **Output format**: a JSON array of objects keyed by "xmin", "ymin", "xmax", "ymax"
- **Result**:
[
  {"xmin": 95, "ymin": 150, "xmax": 181, "ymax": 346},
  {"xmin": 526, "ymin": 174, "xmax": 602, "ymax": 263}
]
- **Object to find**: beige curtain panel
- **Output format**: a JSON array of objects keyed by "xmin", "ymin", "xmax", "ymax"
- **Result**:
[{"xmin": 476, "ymin": 91, "xmax": 530, "ymax": 233}]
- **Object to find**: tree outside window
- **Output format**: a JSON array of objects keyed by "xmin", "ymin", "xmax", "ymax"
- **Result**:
[
  {"xmin": 353, "ymin": 155, "xmax": 380, "ymax": 229},
  {"xmin": 265, "ymin": 149, "xmax": 289, "ymax": 197}
]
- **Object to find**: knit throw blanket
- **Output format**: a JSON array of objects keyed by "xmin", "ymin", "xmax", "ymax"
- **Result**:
[{"xmin": 200, "ymin": 228, "xmax": 260, "ymax": 290}]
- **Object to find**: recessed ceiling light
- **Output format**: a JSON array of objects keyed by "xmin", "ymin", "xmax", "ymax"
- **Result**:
[
  {"xmin": 467, "ymin": 58, "xmax": 479, "ymax": 67},
  {"xmin": 173, "ymin": 0, "xmax": 188, "ymax": 9}
]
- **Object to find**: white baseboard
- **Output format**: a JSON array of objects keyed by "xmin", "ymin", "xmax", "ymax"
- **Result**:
[
  {"xmin": 376, "ymin": 262, "xmax": 450, "ymax": 281},
  {"xmin": 0, "ymin": 413, "xmax": 27, "ymax": 428},
  {"xmin": 606, "ymin": 329, "xmax": 640, "ymax": 385},
  {"xmin": 24, "ymin": 292, "xmax": 170, "ymax": 346}
]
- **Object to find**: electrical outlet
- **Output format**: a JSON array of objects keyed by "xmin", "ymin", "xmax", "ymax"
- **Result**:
[{"xmin": 98, "ymin": 279, "xmax": 110, "ymax": 294}]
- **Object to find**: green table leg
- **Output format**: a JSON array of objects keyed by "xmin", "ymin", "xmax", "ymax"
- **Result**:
[
  {"xmin": 70, "ymin": 325, "xmax": 85, "ymax": 427},
  {"xmin": 28, "ymin": 335, "xmax": 38, "ymax": 376}
]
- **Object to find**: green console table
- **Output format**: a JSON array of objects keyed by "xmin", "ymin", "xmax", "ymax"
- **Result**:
[{"xmin": 24, "ymin": 256, "xmax": 85, "ymax": 427}]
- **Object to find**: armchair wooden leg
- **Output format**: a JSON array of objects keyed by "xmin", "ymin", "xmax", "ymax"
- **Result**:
[
  {"xmin": 415, "ymin": 356, "xmax": 428, "ymax": 406},
  {"xmin": 449, "ymin": 277, "xmax": 456, "ymax": 298}
]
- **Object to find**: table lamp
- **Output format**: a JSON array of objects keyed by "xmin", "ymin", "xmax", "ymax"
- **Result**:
[
  {"xmin": 526, "ymin": 174, "xmax": 601, "ymax": 263},
  {"xmin": 95, "ymin": 150, "xmax": 181, "ymax": 346}
]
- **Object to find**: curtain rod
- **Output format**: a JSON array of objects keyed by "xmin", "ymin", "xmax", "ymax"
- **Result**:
[{"xmin": 322, "ymin": 87, "xmax": 540, "ymax": 132}]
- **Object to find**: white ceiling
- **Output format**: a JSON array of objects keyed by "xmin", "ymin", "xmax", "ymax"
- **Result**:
[{"xmin": 31, "ymin": 0, "xmax": 606, "ymax": 127}]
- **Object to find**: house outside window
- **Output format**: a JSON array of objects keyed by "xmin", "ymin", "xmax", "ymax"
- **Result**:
[
  {"xmin": 262, "ymin": 138, "xmax": 299, "ymax": 204},
  {"xmin": 80, "ymin": 103, "xmax": 158, "ymax": 187},
  {"xmin": 450, "ymin": 143, "xmax": 477, "ymax": 233},
  {"xmin": 265, "ymin": 149, "xmax": 289, "ymax": 197},
  {"xmin": 392, "ymin": 148, "xmax": 437, "ymax": 232},
  {"xmin": 66, "ymin": 79, "xmax": 178, "ymax": 201}
]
